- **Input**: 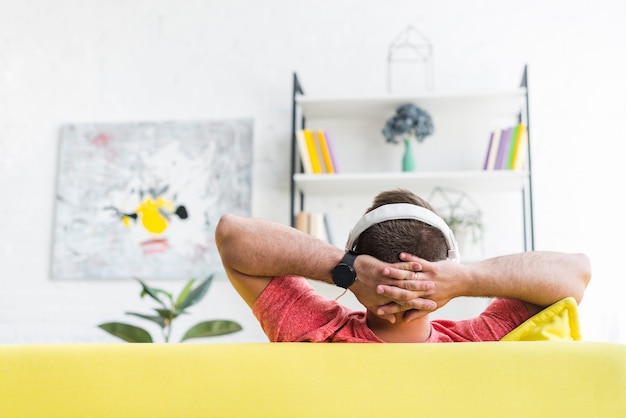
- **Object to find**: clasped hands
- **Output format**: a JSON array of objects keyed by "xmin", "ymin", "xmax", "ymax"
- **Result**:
[{"xmin": 351, "ymin": 252, "xmax": 461, "ymax": 323}]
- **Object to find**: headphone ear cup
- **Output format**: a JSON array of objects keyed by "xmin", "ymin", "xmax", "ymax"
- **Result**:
[{"xmin": 346, "ymin": 203, "xmax": 460, "ymax": 261}]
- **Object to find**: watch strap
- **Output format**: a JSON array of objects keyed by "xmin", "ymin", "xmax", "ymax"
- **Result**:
[
  {"xmin": 332, "ymin": 250, "xmax": 359, "ymax": 288},
  {"xmin": 341, "ymin": 250, "xmax": 358, "ymax": 268}
]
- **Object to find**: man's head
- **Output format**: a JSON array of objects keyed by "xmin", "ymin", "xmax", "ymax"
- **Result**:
[{"xmin": 350, "ymin": 189, "xmax": 450, "ymax": 263}]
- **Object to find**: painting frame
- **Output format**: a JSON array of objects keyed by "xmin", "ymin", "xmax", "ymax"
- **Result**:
[{"xmin": 50, "ymin": 118, "xmax": 253, "ymax": 280}]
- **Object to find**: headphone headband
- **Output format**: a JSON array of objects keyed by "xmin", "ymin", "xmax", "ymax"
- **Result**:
[{"xmin": 346, "ymin": 203, "xmax": 460, "ymax": 261}]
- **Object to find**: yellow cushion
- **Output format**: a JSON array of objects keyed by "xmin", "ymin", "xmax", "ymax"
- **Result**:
[
  {"xmin": 501, "ymin": 297, "xmax": 581, "ymax": 341},
  {"xmin": 1, "ymin": 342, "xmax": 626, "ymax": 417}
]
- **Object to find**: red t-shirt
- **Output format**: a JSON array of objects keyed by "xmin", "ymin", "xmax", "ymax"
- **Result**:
[{"xmin": 253, "ymin": 276, "xmax": 532, "ymax": 343}]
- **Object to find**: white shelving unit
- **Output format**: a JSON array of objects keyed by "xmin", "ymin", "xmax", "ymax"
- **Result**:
[
  {"xmin": 289, "ymin": 67, "xmax": 534, "ymax": 253},
  {"xmin": 294, "ymin": 170, "xmax": 529, "ymax": 196},
  {"xmin": 296, "ymin": 89, "xmax": 526, "ymax": 120}
]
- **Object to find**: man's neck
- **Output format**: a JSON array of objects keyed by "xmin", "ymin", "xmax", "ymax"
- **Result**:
[{"xmin": 366, "ymin": 310, "xmax": 432, "ymax": 343}]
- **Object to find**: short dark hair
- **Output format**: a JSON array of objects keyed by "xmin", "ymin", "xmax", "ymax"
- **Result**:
[{"xmin": 353, "ymin": 189, "xmax": 448, "ymax": 263}]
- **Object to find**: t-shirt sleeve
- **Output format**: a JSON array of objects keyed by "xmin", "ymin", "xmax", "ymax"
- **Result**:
[
  {"xmin": 429, "ymin": 298, "xmax": 532, "ymax": 342},
  {"xmin": 252, "ymin": 275, "xmax": 354, "ymax": 342},
  {"xmin": 473, "ymin": 298, "xmax": 533, "ymax": 340}
]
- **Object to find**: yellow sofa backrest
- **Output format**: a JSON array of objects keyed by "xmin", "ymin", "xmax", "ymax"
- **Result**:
[{"xmin": 1, "ymin": 342, "xmax": 625, "ymax": 417}]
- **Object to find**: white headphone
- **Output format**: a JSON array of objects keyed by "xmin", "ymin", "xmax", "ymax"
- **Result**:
[{"xmin": 346, "ymin": 203, "xmax": 460, "ymax": 261}]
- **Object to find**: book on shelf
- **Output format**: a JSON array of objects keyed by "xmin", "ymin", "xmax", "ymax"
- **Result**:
[
  {"xmin": 296, "ymin": 130, "xmax": 313, "ymax": 174},
  {"xmin": 296, "ymin": 129, "xmax": 338, "ymax": 174},
  {"xmin": 322, "ymin": 211, "xmax": 335, "ymax": 246},
  {"xmin": 505, "ymin": 124, "xmax": 521, "ymax": 169},
  {"xmin": 512, "ymin": 124, "xmax": 528, "ymax": 171},
  {"xmin": 308, "ymin": 212, "xmax": 326, "ymax": 241},
  {"xmin": 483, "ymin": 128, "xmax": 501, "ymax": 170},
  {"xmin": 295, "ymin": 210, "xmax": 310, "ymax": 233},
  {"xmin": 294, "ymin": 211, "xmax": 333, "ymax": 243},
  {"xmin": 482, "ymin": 131, "xmax": 494, "ymax": 170},
  {"xmin": 316, "ymin": 130, "xmax": 336, "ymax": 174},
  {"xmin": 494, "ymin": 127, "xmax": 512, "ymax": 170},
  {"xmin": 303, "ymin": 129, "xmax": 323, "ymax": 174},
  {"xmin": 484, "ymin": 123, "xmax": 528, "ymax": 171}
]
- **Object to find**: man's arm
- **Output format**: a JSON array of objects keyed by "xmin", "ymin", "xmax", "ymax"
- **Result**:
[
  {"xmin": 215, "ymin": 214, "xmax": 436, "ymax": 314},
  {"xmin": 377, "ymin": 251, "xmax": 592, "ymax": 318}
]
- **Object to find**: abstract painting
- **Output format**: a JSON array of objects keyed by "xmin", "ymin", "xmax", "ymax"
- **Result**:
[{"xmin": 51, "ymin": 119, "xmax": 253, "ymax": 280}]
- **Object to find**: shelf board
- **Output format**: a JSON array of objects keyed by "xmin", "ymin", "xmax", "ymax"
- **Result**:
[
  {"xmin": 294, "ymin": 170, "xmax": 529, "ymax": 196},
  {"xmin": 296, "ymin": 89, "xmax": 527, "ymax": 119}
]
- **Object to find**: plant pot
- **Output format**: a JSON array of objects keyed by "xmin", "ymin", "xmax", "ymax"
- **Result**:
[{"xmin": 402, "ymin": 139, "xmax": 416, "ymax": 172}]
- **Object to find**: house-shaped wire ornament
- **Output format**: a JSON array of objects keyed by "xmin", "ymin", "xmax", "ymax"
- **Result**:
[{"xmin": 387, "ymin": 25, "xmax": 434, "ymax": 93}]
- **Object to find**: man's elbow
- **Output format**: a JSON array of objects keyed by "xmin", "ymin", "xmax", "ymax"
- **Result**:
[
  {"xmin": 574, "ymin": 253, "xmax": 592, "ymax": 304},
  {"xmin": 215, "ymin": 214, "xmax": 238, "ymax": 258}
]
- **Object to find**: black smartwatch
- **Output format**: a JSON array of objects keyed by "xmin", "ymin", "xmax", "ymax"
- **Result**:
[{"xmin": 331, "ymin": 251, "xmax": 358, "ymax": 289}]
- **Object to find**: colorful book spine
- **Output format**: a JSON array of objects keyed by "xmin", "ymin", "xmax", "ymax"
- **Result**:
[
  {"xmin": 494, "ymin": 127, "xmax": 512, "ymax": 170},
  {"xmin": 323, "ymin": 212, "xmax": 335, "ymax": 247},
  {"xmin": 294, "ymin": 211, "xmax": 329, "ymax": 242},
  {"xmin": 505, "ymin": 124, "xmax": 521, "ymax": 169},
  {"xmin": 316, "ymin": 130, "xmax": 335, "ymax": 174},
  {"xmin": 483, "ymin": 129, "xmax": 501, "ymax": 171},
  {"xmin": 308, "ymin": 212, "xmax": 326, "ymax": 240},
  {"xmin": 483, "ymin": 131, "xmax": 494, "ymax": 170},
  {"xmin": 484, "ymin": 123, "xmax": 528, "ymax": 171},
  {"xmin": 303, "ymin": 129, "xmax": 323, "ymax": 174},
  {"xmin": 512, "ymin": 124, "xmax": 528, "ymax": 171},
  {"xmin": 295, "ymin": 211, "xmax": 309, "ymax": 233},
  {"xmin": 322, "ymin": 130, "xmax": 338, "ymax": 173},
  {"xmin": 295, "ymin": 130, "xmax": 313, "ymax": 174}
]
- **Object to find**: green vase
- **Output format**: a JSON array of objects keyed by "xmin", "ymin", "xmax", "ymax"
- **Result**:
[{"xmin": 402, "ymin": 139, "xmax": 416, "ymax": 172}]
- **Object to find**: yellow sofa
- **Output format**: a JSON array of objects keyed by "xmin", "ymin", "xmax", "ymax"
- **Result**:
[{"xmin": 1, "ymin": 341, "xmax": 625, "ymax": 417}]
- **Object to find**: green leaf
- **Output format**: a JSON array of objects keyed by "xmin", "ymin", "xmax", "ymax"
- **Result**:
[
  {"xmin": 125, "ymin": 312, "xmax": 166, "ymax": 328},
  {"xmin": 180, "ymin": 320, "xmax": 242, "ymax": 342},
  {"xmin": 135, "ymin": 279, "xmax": 171, "ymax": 307},
  {"xmin": 175, "ymin": 279, "xmax": 196, "ymax": 307},
  {"xmin": 98, "ymin": 322, "xmax": 153, "ymax": 343},
  {"xmin": 176, "ymin": 276, "xmax": 213, "ymax": 311},
  {"xmin": 153, "ymin": 308, "xmax": 181, "ymax": 320}
]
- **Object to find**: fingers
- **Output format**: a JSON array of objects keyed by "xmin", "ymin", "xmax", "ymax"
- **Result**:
[
  {"xmin": 384, "ymin": 255, "xmax": 432, "ymax": 281},
  {"xmin": 403, "ymin": 309, "xmax": 429, "ymax": 322},
  {"xmin": 383, "ymin": 264, "xmax": 421, "ymax": 280},
  {"xmin": 379, "ymin": 312, "xmax": 397, "ymax": 324},
  {"xmin": 377, "ymin": 281, "xmax": 434, "ymax": 298},
  {"xmin": 375, "ymin": 298, "xmax": 437, "ymax": 316},
  {"xmin": 399, "ymin": 252, "xmax": 426, "ymax": 263},
  {"xmin": 366, "ymin": 253, "xmax": 438, "ymax": 321},
  {"xmin": 375, "ymin": 302, "xmax": 401, "ymax": 317}
]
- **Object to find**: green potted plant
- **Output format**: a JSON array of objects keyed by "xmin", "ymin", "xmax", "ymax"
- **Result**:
[
  {"xmin": 98, "ymin": 275, "xmax": 242, "ymax": 343},
  {"xmin": 444, "ymin": 211, "xmax": 483, "ymax": 246},
  {"xmin": 382, "ymin": 103, "xmax": 434, "ymax": 172},
  {"xmin": 428, "ymin": 187, "xmax": 484, "ymax": 260}
]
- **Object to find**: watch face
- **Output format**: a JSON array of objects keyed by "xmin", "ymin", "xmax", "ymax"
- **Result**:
[{"xmin": 333, "ymin": 263, "xmax": 356, "ymax": 288}]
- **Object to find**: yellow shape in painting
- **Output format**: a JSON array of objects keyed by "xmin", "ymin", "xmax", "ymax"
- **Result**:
[
  {"xmin": 135, "ymin": 197, "xmax": 175, "ymax": 234},
  {"xmin": 122, "ymin": 215, "xmax": 132, "ymax": 228}
]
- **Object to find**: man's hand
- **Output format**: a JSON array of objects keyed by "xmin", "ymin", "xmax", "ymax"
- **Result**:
[
  {"xmin": 375, "ymin": 250, "xmax": 592, "ymax": 321},
  {"xmin": 374, "ymin": 253, "xmax": 465, "ymax": 322},
  {"xmin": 349, "ymin": 253, "xmax": 438, "ymax": 323}
]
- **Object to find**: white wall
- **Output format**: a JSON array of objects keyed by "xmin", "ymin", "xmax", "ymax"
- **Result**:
[{"xmin": 0, "ymin": 0, "xmax": 624, "ymax": 343}]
